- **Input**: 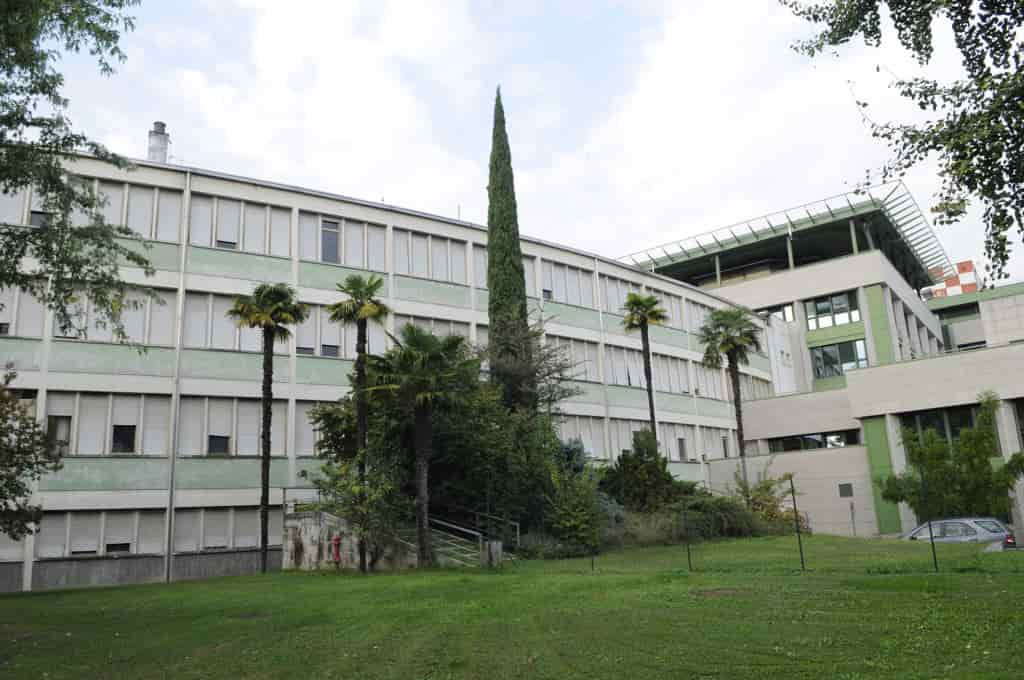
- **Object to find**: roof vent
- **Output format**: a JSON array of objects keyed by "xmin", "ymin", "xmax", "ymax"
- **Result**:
[{"xmin": 147, "ymin": 121, "xmax": 169, "ymax": 163}]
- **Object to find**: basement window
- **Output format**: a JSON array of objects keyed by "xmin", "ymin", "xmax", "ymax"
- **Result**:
[
  {"xmin": 111, "ymin": 425, "xmax": 137, "ymax": 454},
  {"xmin": 296, "ymin": 346, "xmax": 315, "ymax": 356},
  {"xmin": 321, "ymin": 344, "xmax": 339, "ymax": 358},
  {"xmin": 838, "ymin": 483, "xmax": 853, "ymax": 498},
  {"xmin": 29, "ymin": 210, "xmax": 51, "ymax": 227},
  {"xmin": 207, "ymin": 435, "xmax": 231, "ymax": 456},
  {"xmin": 215, "ymin": 239, "xmax": 237, "ymax": 250},
  {"xmin": 0, "ymin": 322, "xmax": 9, "ymax": 335},
  {"xmin": 105, "ymin": 542, "xmax": 132, "ymax": 554}
]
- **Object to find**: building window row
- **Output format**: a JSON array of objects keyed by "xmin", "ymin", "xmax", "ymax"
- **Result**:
[
  {"xmin": 0, "ymin": 287, "xmax": 46, "ymax": 338},
  {"xmin": 471, "ymin": 246, "xmax": 537, "ymax": 297},
  {"xmin": 184, "ymin": 292, "xmax": 289, "ymax": 353},
  {"xmin": 543, "ymin": 261, "xmax": 596, "ymax": 308},
  {"xmin": 28, "ymin": 507, "xmax": 283, "ymax": 559},
  {"xmin": 53, "ymin": 288, "xmax": 176, "ymax": 346},
  {"xmin": 805, "ymin": 290, "xmax": 860, "ymax": 330},
  {"xmin": 651, "ymin": 353, "xmax": 690, "ymax": 395},
  {"xmin": 296, "ymin": 306, "xmax": 388, "ymax": 358},
  {"xmin": 178, "ymin": 396, "xmax": 290, "ymax": 457},
  {"xmin": 686, "ymin": 299, "xmax": 714, "ymax": 333},
  {"xmin": 545, "ymin": 335, "xmax": 600, "ymax": 382},
  {"xmin": 558, "ymin": 415, "xmax": 608, "ymax": 460},
  {"xmin": 603, "ymin": 345, "xmax": 648, "ymax": 390},
  {"xmin": 658, "ymin": 421, "xmax": 697, "ymax": 462},
  {"xmin": 733, "ymin": 374, "xmax": 773, "ymax": 401},
  {"xmin": 899, "ymin": 404, "xmax": 977, "ymax": 448},
  {"xmin": 393, "ymin": 228, "xmax": 466, "ymax": 284},
  {"xmin": 811, "ymin": 339, "xmax": 868, "ymax": 379},
  {"xmin": 190, "ymin": 194, "xmax": 291, "ymax": 257},
  {"xmin": 761, "ymin": 303, "xmax": 795, "ymax": 323},
  {"xmin": 600, "ymin": 274, "xmax": 642, "ymax": 316},
  {"xmin": 692, "ymin": 362, "xmax": 728, "ymax": 401},
  {"xmin": 393, "ymin": 315, "xmax": 471, "ymax": 341},
  {"xmin": 46, "ymin": 392, "xmax": 171, "ymax": 456},
  {"xmin": 767, "ymin": 429, "xmax": 860, "ymax": 453}
]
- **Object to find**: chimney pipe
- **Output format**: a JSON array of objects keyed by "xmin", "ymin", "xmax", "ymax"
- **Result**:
[{"xmin": 147, "ymin": 121, "xmax": 169, "ymax": 163}]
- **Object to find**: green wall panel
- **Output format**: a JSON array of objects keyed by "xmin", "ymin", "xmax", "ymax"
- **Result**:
[
  {"xmin": 865, "ymin": 284, "xmax": 895, "ymax": 365},
  {"xmin": 296, "ymin": 356, "xmax": 351, "ymax": 387},
  {"xmin": 180, "ymin": 349, "xmax": 289, "ymax": 382},
  {"xmin": 649, "ymin": 324, "xmax": 689, "ymax": 349},
  {"xmin": 605, "ymin": 384, "xmax": 650, "ymax": 409},
  {"xmin": 49, "ymin": 342, "xmax": 176, "ymax": 377},
  {"xmin": 40, "ymin": 458, "xmax": 169, "ymax": 491},
  {"xmin": 474, "ymin": 289, "xmax": 489, "ymax": 310},
  {"xmin": 603, "ymin": 312, "xmax": 630, "ymax": 337},
  {"xmin": 862, "ymin": 416, "xmax": 903, "ymax": 534},
  {"xmin": 563, "ymin": 381, "xmax": 606, "ymax": 405},
  {"xmin": 811, "ymin": 375, "xmax": 847, "ymax": 392},
  {"xmin": 656, "ymin": 391, "xmax": 696, "ymax": 414},
  {"xmin": 805, "ymin": 321, "xmax": 865, "ymax": 348},
  {"xmin": 696, "ymin": 398, "xmax": 732, "ymax": 419},
  {"xmin": 544, "ymin": 302, "xmax": 604, "ymax": 332},
  {"xmin": 175, "ymin": 458, "xmax": 290, "ymax": 489},
  {"xmin": 294, "ymin": 458, "xmax": 322, "ymax": 487},
  {"xmin": 746, "ymin": 352, "xmax": 772, "ymax": 373},
  {"xmin": 188, "ymin": 247, "xmax": 291, "ymax": 282},
  {"xmin": 299, "ymin": 262, "xmax": 379, "ymax": 292},
  {"xmin": 668, "ymin": 462, "xmax": 705, "ymax": 483},
  {"xmin": 116, "ymin": 239, "xmax": 181, "ymax": 272},
  {"xmin": 0, "ymin": 337, "xmax": 43, "ymax": 371},
  {"xmin": 393, "ymin": 275, "xmax": 471, "ymax": 308}
]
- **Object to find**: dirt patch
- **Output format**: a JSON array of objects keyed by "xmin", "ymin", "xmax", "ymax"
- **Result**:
[
  {"xmin": 692, "ymin": 588, "xmax": 743, "ymax": 598},
  {"xmin": 229, "ymin": 612, "xmax": 272, "ymax": 620}
]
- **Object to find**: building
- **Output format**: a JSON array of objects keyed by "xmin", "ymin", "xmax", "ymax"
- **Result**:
[
  {"xmin": 0, "ymin": 128, "xmax": 774, "ymax": 592},
  {"xmin": 3, "ymin": 126, "xmax": 1023, "ymax": 591},
  {"xmin": 626, "ymin": 186, "xmax": 1024, "ymax": 538}
]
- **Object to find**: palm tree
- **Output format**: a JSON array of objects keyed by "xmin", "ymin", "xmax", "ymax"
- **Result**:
[
  {"xmin": 327, "ymin": 274, "xmax": 389, "ymax": 573},
  {"xmin": 228, "ymin": 283, "xmax": 309, "ymax": 573},
  {"xmin": 370, "ymin": 325, "xmax": 478, "ymax": 567},
  {"xmin": 621, "ymin": 292, "xmax": 668, "ymax": 440},
  {"xmin": 697, "ymin": 308, "xmax": 761, "ymax": 489}
]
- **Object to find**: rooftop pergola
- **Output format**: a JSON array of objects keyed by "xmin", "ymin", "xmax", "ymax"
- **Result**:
[{"xmin": 620, "ymin": 182, "xmax": 954, "ymax": 288}]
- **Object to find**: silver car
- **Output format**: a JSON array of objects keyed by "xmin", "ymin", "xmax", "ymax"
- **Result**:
[{"xmin": 907, "ymin": 517, "xmax": 1017, "ymax": 550}]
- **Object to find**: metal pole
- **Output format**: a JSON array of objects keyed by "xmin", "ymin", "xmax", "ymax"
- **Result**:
[
  {"xmin": 789, "ymin": 477, "xmax": 806, "ymax": 572},
  {"xmin": 849, "ymin": 500, "xmax": 856, "ymax": 537},
  {"xmin": 683, "ymin": 506, "xmax": 693, "ymax": 572},
  {"xmin": 922, "ymin": 472, "xmax": 938, "ymax": 573}
]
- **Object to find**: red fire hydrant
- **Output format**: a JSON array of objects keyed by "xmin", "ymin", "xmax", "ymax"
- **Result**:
[{"xmin": 331, "ymin": 535, "xmax": 341, "ymax": 569}]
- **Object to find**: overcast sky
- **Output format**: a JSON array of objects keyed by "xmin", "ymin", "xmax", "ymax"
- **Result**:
[{"xmin": 60, "ymin": 0, "xmax": 1022, "ymax": 283}]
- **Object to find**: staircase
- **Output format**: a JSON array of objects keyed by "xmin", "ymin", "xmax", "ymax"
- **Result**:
[{"xmin": 398, "ymin": 517, "xmax": 483, "ymax": 568}]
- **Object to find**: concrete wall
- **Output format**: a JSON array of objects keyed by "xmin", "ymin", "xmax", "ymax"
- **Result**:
[
  {"xmin": 845, "ymin": 343, "xmax": 1024, "ymax": 417},
  {"xmin": 0, "ymin": 562, "xmax": 23, "ymax": 592},
  {"xmin": 744, "ymin": 388, "xmax": 859, "ymax": 440},
  {"xmin": 172, "ymin": 548, "xmax": 281, "ymax": 581},
  {"xmin": 31, "ymin": 555, "xmax": 164, "ymax": 591},
  {"xmin": 981, "ymin": 296, "xmax": 1024, "ymax": 346},
  {"xmin": 707, "ymin": 447, "xmax": 878, "ymax": 536}
]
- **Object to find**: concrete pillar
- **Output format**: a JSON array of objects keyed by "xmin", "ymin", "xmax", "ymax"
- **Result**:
[
  {"xmin": 885, "ymin": 414, "xmax": 918, "ymax": 533},
  {"xmin": 786, "ymin": 237, "xmax": 795, "ymax": 270},
  {"xmin": 714, "ymin": 254, "xmax": 721, "ymax": 286},
  {"xmin": 996, "ymin": 400, "xmax": 1024, "ymax": 528},
  {"xmin": 849, "ymin": 219, "xmax": 859, "ymax": 254}
]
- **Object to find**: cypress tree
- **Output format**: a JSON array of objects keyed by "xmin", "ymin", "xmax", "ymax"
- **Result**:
[{"xmin": 486, "ymin": 87, "xmax": 533, "ymax": 410}]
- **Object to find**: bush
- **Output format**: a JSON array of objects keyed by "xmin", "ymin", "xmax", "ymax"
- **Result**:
[
  {"xmin": 548, "ymin": 466, "xmax": 602, "ymax": 552},
  {"xmin": 599, "ymin": 430, "xmax": 696, "ymax": 512},
  {"xmin": 518, "ymin": 531, "xmax": 596, "ymax": 559},
  {"xmin": 679, "ymin": 495, "xmax": 758, "ymax": 539}
]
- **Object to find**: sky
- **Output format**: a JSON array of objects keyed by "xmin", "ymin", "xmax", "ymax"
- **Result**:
[{"xmin": 60, "ymin": 0, "xmax": 1023, "ymax": 283}]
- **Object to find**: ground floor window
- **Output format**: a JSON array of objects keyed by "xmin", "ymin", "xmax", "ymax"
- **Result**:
[
  {"xmin": 768, "ymin": 429, "xmax": 860, "ymax": 453},
  {"xmin": 811, "ymin": 339, "xmax": 867, "ymax": 379}
]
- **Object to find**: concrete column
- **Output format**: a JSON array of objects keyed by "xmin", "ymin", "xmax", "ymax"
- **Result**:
[
  {"xmin": 885, "ymin": 414, "xmax": 918, "ymax": 533},
  {"xmin": 786, "ymin": 237, "xmax": 795, "ymax": 270},
  {"xmin": 849, "ymin": 219, "xmax": 859, "ymax": 254},
  {"xmin": 714, "ymin": 255, "xmax": 721, "ymax": 286},
  {"xmin": 996, "ymin": 400, "xmax": 1024, "ymax": 528}
]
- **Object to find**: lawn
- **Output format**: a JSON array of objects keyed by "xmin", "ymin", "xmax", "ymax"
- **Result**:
[{"xmin": 3, "ymin": 535, "xmax": 1023, "ymax": 679}]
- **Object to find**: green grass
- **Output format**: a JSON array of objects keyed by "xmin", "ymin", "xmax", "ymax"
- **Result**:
[{"xmin": 3, "ymin": 535, "xmax": 1023, "ymax": 679}]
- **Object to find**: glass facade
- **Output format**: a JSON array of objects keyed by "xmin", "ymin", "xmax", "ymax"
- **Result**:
[
  {"xmin": 805, "ymin": 290, "xmax": 860, "ymax": 330},
  {"xmin": 811, "ymin": 339, "xmax": 867, "ymax": 378}
]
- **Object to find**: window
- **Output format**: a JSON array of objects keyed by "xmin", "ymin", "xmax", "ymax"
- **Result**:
[
  {"xmin": 546, "ymin": 336, "xmax": 601, "ymax": 382},
  {"xmin": 47, "ymin": 415, "xmax": 71, "ymax": 456},
  {"xmin": 652, "ymin": 354, "xmax": 690, "ymax": 394},
  {"xmin": 210, "ymin": 296, "xmax": 236, "ymax": 349},
  {"xmin": 431, "ymin": 236, "xmax": 448, "ymax": 281},
  {"xmin": 29, "ymin": 210, "xmax": 50, "ymax": 227},
  {"xmin": 805, "ymin": 290, "xmax": 860, "ymax": 330},
  {"xmin": 156, "ymin": 190, "xmax": 181, "ymax": 242},
  {"xmin": 941, "ymin": 521, "xmax": 975, "ymax": 538},
  {"xmin": 768, "ymin": 429, "xmax": 860, "ymax": 453},
  {"xmin": 216, "ymin": 199, "xmax": 240, "ymax": 250},
  {"xmin": 298, "ymin": 212, "xmax": 318, "ymax": 259},
  {"xmin": 270, "ymin": 207, "xmax": 290, "ymax": 257},
  {"xmin": 126, "ymin": 186, "xmax": 154, "ymax": 237},
  {"xmin": 838, "ymin": 483, "xmax": 853, "ymax": 498},
  {"xmin": 411, "ymin": 233, "xmax": 428, "ymax": 277},
  {"xmin": 321, "ymin": 220, "xmax": 340, "ymax": 263},
  {"xmin": 367, "ymin": 224, "xmax": 386, "ymax": 271},
  {"xmin": 811, "ymin": 339, "xmax": 867, "ymax": 378},
  {"xmin": 321, "ymin": 344, "xmax": 339, "ymax": 358},
  {"xmin": 474, "ymin": 245, "xmax": 487, "ymax": 288},
  {"xmin": 105, "ymin": 511, "xmax": 134, "ymax": 555},
  {"xmin": 344, "ymin": 221, "xmax": 364, "ymax": 267},
  {"xmin": 296, "ymin": 312, "xmax": 316, "ymax": 355},
  {"xmin": 207, "ymin": 435, "xmax": 231, "ymax": 455},
  {"xmin": 142, "ymin": 396, "xmax": 170, "ymax": 456},
  {"xmin": 111, "ymin": 425, "xmax": 136, "ymax": 454},
  {"xmin": 243, "ymin": 203, "xmax": 266, "ymax": 253},
  {"xmin": 0, "ymin": 323, "xmax": 8, "ymax": 336},
  {"xmin": 761, "ymin": 303, "xmax": 795, "ymax": 323},
  {"xmin": 189, "ymin": 195, "xmax": 213, "ymax": 246},
  {"xmin": 687, "ymin": 300, "xmax": 714, "ymax": 333}
]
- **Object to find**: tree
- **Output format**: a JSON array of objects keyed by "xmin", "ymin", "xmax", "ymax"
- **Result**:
[
  {"xmin": 1, "ymin": 1, "xmax": 156, "ymax": 339},
  {"xmin": 227, "ymin": 283, "xmax": 309, "ymax": 573},
  {"xmin": 306, "ymin": 397, "xmax": 410, "ymax": 570},
  {"xmin": 621, "ymin": 292, "xmax": 668, "ymax": 439},
  {"xmin": 783, "ymin": 1, "xmax": 1024, "ymax": 279},
  {"xmin": 327, "ymin": 274, "xmax": 389, "ymax": 573},
  {"xmin": 369, "ymin": 325, "xmax": 479, "ymax": 566},
  {"xmin": 881, "ymin": 392, "xmax": 1024, "ymax": 520},
  {"xmin": 599, "ymin": 430, "xmax": 693, "ymax": 513},
  {"xmin": 486, "ymin": 87, "xmax": 533, "ymax": 410},
  {"xmin": 697, "ymin": 308, "xmax": 762, "ymax": 487},
  {"xmin": 1, "ymin": 366, "xmax": 62, "ymax": 540}
]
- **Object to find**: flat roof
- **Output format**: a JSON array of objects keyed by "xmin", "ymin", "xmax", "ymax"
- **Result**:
[
  {"xmin": 927, "ymin": 280, "xmax": 1024, "ymax": 311},
  {"xmin": 620, "ymin": 182, "xmax": 954, "ymax": 283}
]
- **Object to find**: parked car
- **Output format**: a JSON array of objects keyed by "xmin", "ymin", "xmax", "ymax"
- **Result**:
[{"xmin": 906, "ymin": 517, "xmax": 1017, "ymax": 550}]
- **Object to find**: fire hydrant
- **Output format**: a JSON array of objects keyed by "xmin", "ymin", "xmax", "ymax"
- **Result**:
[{"xmin": 331, "ymin": 535, "xmax": 341, "ymax": 569}]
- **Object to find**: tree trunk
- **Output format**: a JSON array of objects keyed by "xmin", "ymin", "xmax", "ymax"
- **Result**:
[
  {"xmin": 414, "ymin": 404, "xmax": 434, "ymax": 567},
  {"xmin": 354, "ymin": 318, "xmax": 368, "ymax": 574},
  {"xmin": 728, "ymin": 350, "xmax": 749, "ymax": 494},
  {"xmin": 640, "ymin": 323, "xmax": 657, "ymax": 442},
  {"xmin": 260, "ymin": 328, "xmax": 274, "ymax": 573}
]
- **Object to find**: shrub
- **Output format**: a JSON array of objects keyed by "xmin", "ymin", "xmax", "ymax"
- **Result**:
[
  {"xmin": 548, "ymin": 466, "xmax": 602, "ymax": 552},
  {"xmin": 518, "ymin": 531, "xmax": 595, "ymax": 559},
  {"xmin": 599, "ymin": 430, "xmax": 696, "ymax": 512},
  {"xmin": 679, "ymin": 495, "xmax": 758, "ymax": 539}
]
